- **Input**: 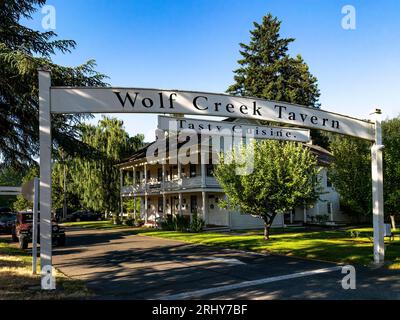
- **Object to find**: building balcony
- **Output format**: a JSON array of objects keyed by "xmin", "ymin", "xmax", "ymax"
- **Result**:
[{"xmin": 121, "ymin": 176, "xmax": 221, "ymax": 195}]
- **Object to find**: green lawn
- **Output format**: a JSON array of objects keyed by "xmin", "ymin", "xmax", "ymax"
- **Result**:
[
  {"xmin": 134, "ymin": 227, "xmax": 400, "ymax": 268},
  {"xmin": 0, "ymin": 237, "xmax": 91, "ymax": 299}
]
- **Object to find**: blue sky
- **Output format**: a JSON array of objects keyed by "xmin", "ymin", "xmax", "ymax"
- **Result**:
[{"xmin": 24, "ymin": 0, "xmax": 400, "ymax": 141}]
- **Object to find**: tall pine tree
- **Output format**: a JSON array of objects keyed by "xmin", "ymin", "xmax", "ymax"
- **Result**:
[{"xmin": 227, "ymin": 13, "xmax": 320, "ymax": 107}]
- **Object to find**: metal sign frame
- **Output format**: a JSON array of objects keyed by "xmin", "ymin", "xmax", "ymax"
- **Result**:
[{"xmin": 38, "ymin": 69, "xmax": 385, "ymax": 290}]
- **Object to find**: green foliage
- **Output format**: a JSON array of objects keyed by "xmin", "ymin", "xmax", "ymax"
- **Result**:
[
  {"xmin": 314, "ymin": 214, "xmax": 329, "ymax": 224},
  {"xmin": 328, "ymin": 135, "xmax": 372, "ymax": 218},
  {"xmin": 382, "ymin": 117, "xmax": 400, "ymax": 217},
  {"xmin": 214, "ymin": 140, "xmax": 321, "ymax": 239},
  {"xmin": 227, "ymin": 13, "xmax": 320, "ymax": 108},
  {"xmin": 190, "ymin": 211, "xmax": 205, "ymax": 233},
  {"xmin": 226, "ymin": 13, "xmax": 327, "ymax": 147},
  {"xmin": 161, "ymin": 215, "xmax": 190, "ymax": 232},
  {"xmin": 328, "ymin": 117, "xmax": 400, "ymax": 220},
  {"xmin": 123, "ymin": 197, "xmax": 141, "ymax": 214},
  {"xmin": 124, "ymin": 217, "xmax": 134, "ymax": 227},
  {"xmin": 69, "ymin": 117, "xmax": 144, "ymax": 215},
  {"xmin": 12, "ymin": 165, "xmax": 39, "ymax": 211},
  {"xmin": 0, "ymin": 0, "xmax": 107, "ymax": 166}
]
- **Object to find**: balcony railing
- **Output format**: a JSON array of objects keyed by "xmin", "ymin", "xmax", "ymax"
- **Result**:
[{"xmin": 121, "ymin": 176, "xmax": 221, "ymax": 195}]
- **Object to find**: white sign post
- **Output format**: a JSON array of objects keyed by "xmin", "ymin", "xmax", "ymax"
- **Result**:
[
  {"xmin": 371, "ymin": 109, "xmax": 385, "ymax": 264},
  {"xmin": 38, "ymin": 70, "xmax": 385, "ymax": 288},
  {"xmin": 38, "ymin": 70, "xmax": 53, "ymax": 289}
]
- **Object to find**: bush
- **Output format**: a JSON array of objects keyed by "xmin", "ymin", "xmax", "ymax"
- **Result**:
[
  {"xmin": 134, "ymin": 219, "xmax": 144, "ymax": 227},
  {"xmin": 160, "ymin": 215, "xmax": 175, "ymax": 231},
  {"xmin": 160, "ymin": 215, "xmax": 190, "ymax": 231},
  {"xmin": 190, "ymin": 212, "xmax": 205, "ymax": 233},
  {"xmin": 173, "ymin": 215, "xmax": 190, "ymax": 231},
  {"xmin": 315, "ymin": 214, "xmax": 329, "ymax": 224}
]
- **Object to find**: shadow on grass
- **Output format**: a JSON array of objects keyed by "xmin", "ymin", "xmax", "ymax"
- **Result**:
[{"xmin": 0, "ymin": 237, "xmax": 91, "ymax": 300}]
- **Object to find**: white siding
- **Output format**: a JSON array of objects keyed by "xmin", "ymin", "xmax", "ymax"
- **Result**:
[{"xmin": 230, "ymin": 212, "xmax": 283, "ymax": 230}]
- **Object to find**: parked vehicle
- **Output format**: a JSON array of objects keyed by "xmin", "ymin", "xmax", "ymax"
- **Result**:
[
  {"xmin": 0, "ymin": 211, "xmax": 15, "ymax": 234},
  {"xmin": 68, "ymin": 210, "xmax": 102, "ymax": 222},
  {"xmin": 11, "ymin": 211, "xmax": 66, "ymax": 249}
]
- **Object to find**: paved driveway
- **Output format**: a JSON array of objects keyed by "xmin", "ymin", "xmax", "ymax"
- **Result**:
[{"xmin": 53, "ymin": 228, "xmax": 400, "ymax": 300}]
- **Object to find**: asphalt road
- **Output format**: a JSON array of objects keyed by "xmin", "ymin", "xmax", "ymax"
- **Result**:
[{"xmin": 52, "ymin": 228, "xmax": 400, "ymax": 300}]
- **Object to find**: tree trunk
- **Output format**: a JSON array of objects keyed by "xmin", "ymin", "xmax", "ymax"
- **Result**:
[
  {"xmin": 390, "ymin": 215, "xmax": 396, "ymax": 230},
  {"xmin": 264, "ymin": 222, "xmax": 270, "ymax": 240}
]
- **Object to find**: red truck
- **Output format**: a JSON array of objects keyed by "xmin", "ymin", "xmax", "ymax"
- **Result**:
[{"xmin": 11, "ymin": 211, "xmax": 66, "ymax": 249}]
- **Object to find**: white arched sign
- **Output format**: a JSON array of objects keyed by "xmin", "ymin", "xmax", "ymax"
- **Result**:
[{"xmin": 38, "ymin": 70, "xmax": 384, "ymax": 289}]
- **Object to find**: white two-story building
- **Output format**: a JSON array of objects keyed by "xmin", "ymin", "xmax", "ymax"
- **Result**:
[{"xmin": 118, "ymin": 121, "xmax": 348, "ymax": 229}]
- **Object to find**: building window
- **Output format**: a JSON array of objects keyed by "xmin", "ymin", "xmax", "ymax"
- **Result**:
[
  {"xmin": 158, "ymin": 197, "xmax": 163, "ymax": 213},
  {"xmin": 327, "ymin": 175, "xmax": 332, "ymax": 188},
  {"xmin": 135, "ymin": 171, "xmax": 140, "ymax": 184},
  {"xmin": 146, "ymin": 170, "xmax": 150, "ymax": 182},
  {"xmin": 190, "ymin": 195, "xmax": 197, "ymax": 214},
  {"xmin": 190, "ymin": 164, "xmax": 196, "ymax": 177},
  {"xmin": 327, "ymin": 202, "xmax": 332, "ymax": 214},
  {"xmin": 157, "ymin": 168, "xmax": 162, "ymax": 182},
  {"xmin": 206, "ymin": 164, "xmax": 214, "ymax": 177}
]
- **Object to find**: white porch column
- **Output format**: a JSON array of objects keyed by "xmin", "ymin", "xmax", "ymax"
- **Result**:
[
  {"xmin": 201, "ymin": 152, "xmax": 206, "ymax": 188},
  {"xmin": 329, "ymin": 203, "xmax": 334, "ymax": 222},
  {"xmin": 162, "ymin": 163, "xmax": 166, "ymax": 217},
  {"xmin": 39, "ymin": 69, "xmax": 54, "ymax": 290},
  {"xmin": 371, "ymin": 109, "xmax": 385, "ymax": 264},
  {"xmin": 120, "ymin": 169, "xmax": 123, "ymax": 217},
  {"xmin": 144, "ymin": 163, "xmax": 148, "ymax": 223},
  {"xmin": 202, "ymin": 191, "xmax": 207, "ymax": 223},
  {"xmin": 133, "ymin": 196, "xmax": 136, "ymax": 215},
  {"xmin": 303, "ymin": 206, "xmax": 307, "ymax": 224},
  {"xmin": 144, "ymin": 195, "xmax": 148, "ymax": 223},
  {"xmin": 178, "ymin": 160, "xmax": 182, "ymax": 186},
  {"xmin": 133, "ymin": 166, "xmax": 136, "ymax": 186},
  {"xmin": 178, "ymin": 192, "xmax": 183, "ymax": 216}
]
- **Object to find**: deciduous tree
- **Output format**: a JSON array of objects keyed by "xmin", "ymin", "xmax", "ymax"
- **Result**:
[
  {"xmin": 70, "ymin": 117, "xmax": 144, "ymax": 216},
  {"xmin": 214, "ymin": 140, "xmax": 321, "ymax": 239},
  {"xmin": 328, "ymin": 117, "xmax": 400, "ymax": 227}
]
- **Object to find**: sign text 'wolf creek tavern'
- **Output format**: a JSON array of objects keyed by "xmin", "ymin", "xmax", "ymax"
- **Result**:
[
  {"xmin": 50, "ymin": 88, "xmax": 375, "ymax": 141},
  {"xmin": 157, "ymin": 116, "xmax": 311, "ymax": 142}
]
